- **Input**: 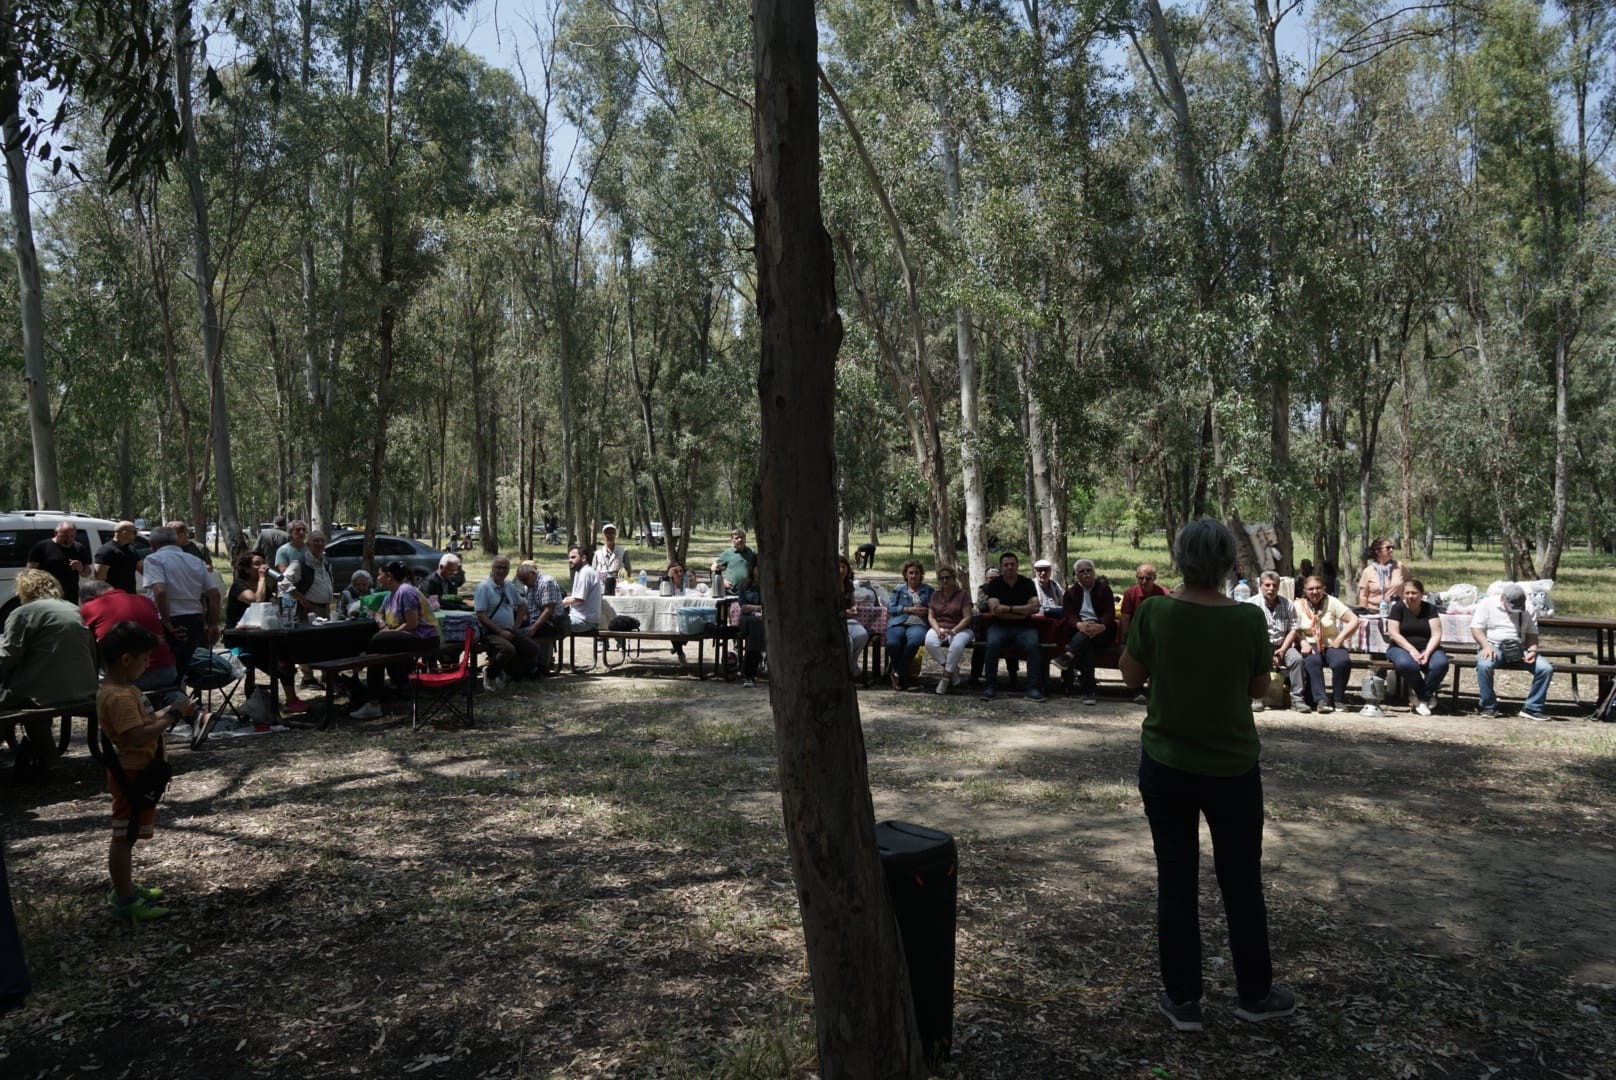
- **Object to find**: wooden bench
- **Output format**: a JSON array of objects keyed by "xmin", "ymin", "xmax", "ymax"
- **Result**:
[
  {"xmin": 309, "ymin": 640, "xmax": 477, "ymax": 728},
  {"xmin": 595, "ymin": 630, "xmax": 716, "ymax": 677},
  {"xmin": 1, "ymin": 697, "xmax": 100, "ymax": 760}
]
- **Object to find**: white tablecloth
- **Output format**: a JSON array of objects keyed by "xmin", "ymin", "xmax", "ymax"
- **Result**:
[{"xmin": 601, "ymin": 593, "xmax": 714, "ymax": 634}]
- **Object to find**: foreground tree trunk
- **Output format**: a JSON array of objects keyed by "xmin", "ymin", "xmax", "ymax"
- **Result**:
[
  {"xmin": 4, "ymin": 71, "xmax": 62, "ymax": 509},
  {"xmin": 752, "ymin": 0, "xmax": 926, "ymax": 1073}
]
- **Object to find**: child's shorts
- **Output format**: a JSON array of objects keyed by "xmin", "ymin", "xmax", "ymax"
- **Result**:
[{"xmin": 108, "ymin": 769, "xmax": 156, "ymax": 841}]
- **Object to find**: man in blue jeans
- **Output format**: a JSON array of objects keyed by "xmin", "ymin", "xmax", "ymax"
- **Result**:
[
  {"xmin": 1471, "ymin": 583, "xmax": 1554, "ymax": 720},
  {"xmin": 981, "ymin": 552, "xmax": 1046, "ymax": 702}
]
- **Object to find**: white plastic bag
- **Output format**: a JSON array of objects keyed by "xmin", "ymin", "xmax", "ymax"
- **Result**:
[
  {"xmin": 1443, "ymin": 584, "xmax": 1479, "ymax": 611},
  {"xmin": 1521, "ymin": 578, "xmax": 1555, "ymax": 617}
]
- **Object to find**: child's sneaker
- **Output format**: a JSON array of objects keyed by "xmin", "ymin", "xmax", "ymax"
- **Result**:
[
  {"xmin": 110, "ymin": 894, "xmax": 171, "ymax": 921},
  {"xmin": 106, "ymin": 884, "xmax": 165, "ymax": 904}
]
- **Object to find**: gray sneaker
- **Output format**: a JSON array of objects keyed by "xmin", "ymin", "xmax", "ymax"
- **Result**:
[
  {"xmin": 1157, "ymin": 992, "xmax": 1204, "ymax": 1032},
  {"xmin": 981, "ymin": 685, "xmax": 997, "ymax": 701},
  {"xmin": 1233, "ymin": 985, "xmax": 1296, "ymax": 1023},
  {"xmin": 1518, "ymin": 709, "xmax": 1548, "ymax": 721},
  {"xmin": 1291, "ymin": 699, "xmax": 1312, "ymax": 714},
  {"xmin": 1083, "ymin": 691, "xmax": 1097, "ymax": 706},
  {"xmin": 1478, "ymin": 707, "xmax": 1498, "ymax": 719}
]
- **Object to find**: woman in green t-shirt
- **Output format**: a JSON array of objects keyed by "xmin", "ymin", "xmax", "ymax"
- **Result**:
[{"xmin": 1119, "ymin": 518, "xmax": 1296, "ymax": 1032}]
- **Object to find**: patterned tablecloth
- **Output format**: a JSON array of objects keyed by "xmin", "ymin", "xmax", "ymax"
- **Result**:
[{"xmin": 1350, "ymin": 611, "xmax": 1473, "ymax": 652}]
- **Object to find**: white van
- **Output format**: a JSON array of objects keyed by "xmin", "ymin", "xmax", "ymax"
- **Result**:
[{"xmin": 0, "ymin": 510, "xmax": 126, "ymax": 624}]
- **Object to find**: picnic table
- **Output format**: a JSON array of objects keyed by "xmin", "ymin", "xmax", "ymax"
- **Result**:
[{"xmin": 221, "ymin": 619, "xmax": 378, "ymax": 717}]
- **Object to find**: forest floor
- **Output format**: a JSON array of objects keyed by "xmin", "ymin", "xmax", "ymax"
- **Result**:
[{"xmin": 2, "ymin": 660, "xmax": 1613, "ymax": 1079}]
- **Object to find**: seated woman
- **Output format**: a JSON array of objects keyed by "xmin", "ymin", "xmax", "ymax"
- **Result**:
[
  {"xmin": 734, "ymin": 564, "xmax": 766, "ymax": 688},
  {"xmin": 838, "ymin": 555, "xmax": 868, "ymax": 679},
  {"xmin": 924, "ymin": 565, "xmax": 973, "ymax": 694},
  {"xmin": 1294, "ymin": 575, "xmax": 1359, "ymax": 713},
  {"xmin": 338, "ymin": 570, "xmax": 374, "ymax": 618},
  {"xmin": 885, "ymin": 560, "xmax": 933, "ymax": 691},
  {"xmin": 348, "ymin": 560, "xmax": 441, "ymax": 720},
  {"xmin": 1384, "ymin": 579, "xmax": 1448, "ymax": 717},
  {"xmin": 225, "ymin": 552, "xmax": 309, "ymax": 713},
  {"xmin": 0, "ymin": 570, "xmax": 99, "ymax": 764}
]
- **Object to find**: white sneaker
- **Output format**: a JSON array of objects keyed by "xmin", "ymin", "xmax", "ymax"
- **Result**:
[
  {"xmin": 1250, "ymin": 699, "xmax": 1266, "ymax": 712},
  {"xmin": 936, "ymin": 677, "xmax": 950, "ymax": 695},
  {"xmin": 1414, "ymin": 699, "xmax": 1433, "ymax": 717},
  {"xmin": 483, "ymin": 672, "xmax": 500, "ymax": 693},
  {"xmin": 349, "ymin": 701, "xmax": 383, "ymax": 720}
]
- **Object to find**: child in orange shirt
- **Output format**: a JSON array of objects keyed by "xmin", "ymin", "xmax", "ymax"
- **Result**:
[{"xmin": 98, "ymin": 621, "xmax": 197, "ymax": 921}]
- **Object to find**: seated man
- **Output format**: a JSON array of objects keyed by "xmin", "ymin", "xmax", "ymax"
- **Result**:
[
  {"xmin": 1471, "ymin": 583, "xmax": 1554, "ymax": 720},
  {"xmin": 1246, "ymin": 571, "xmax": 1304, "ymax": 712},
  {"xmin": 981, "ymin": 552, "xmax": 1046, "ymax": 702},
  {"xmin": 562, "ymin": 545, "xmax": 603, "ymax": 631},
  {"xmin": 1052, "ymin": 559, "xmax": 1116, "ymax": 705},
  {"xmin": 516, "ymin": 560, "xmax": 565, "ymax": 674},
  {"xmin": 1031, "ymin": 559, "xmax": 1064, "ymax": 616},
  {"xmin": 422, "ymin": 554, "xmax": 465, "ymax": 600},
  {"xmin": 0, "ymin": 570, "xmax": 98, "ymax": 765},
  {"xmin": 474, "ymin": 556, "xmax": 541, "ymax": 691}
]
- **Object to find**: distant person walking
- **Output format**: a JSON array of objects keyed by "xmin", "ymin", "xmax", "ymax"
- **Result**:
[{"xmin": 1120, "ymin": 517, "xmax": 1296, "ymax": 1032}]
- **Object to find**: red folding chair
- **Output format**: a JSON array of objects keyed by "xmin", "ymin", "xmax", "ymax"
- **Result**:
[{"xmin": 410, "ymin": 627, "xmax": 476, "ymax": 729}]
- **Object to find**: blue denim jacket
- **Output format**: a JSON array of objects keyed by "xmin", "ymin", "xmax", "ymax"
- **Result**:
[{"xmin": 887, "ymin": 583, "xmax": 935, "ymax": 627}]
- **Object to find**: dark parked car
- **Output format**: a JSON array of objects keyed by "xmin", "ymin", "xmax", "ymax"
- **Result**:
[{"xmin": 322, "ymin": 534, "xmax": 445, "ymax": 585}]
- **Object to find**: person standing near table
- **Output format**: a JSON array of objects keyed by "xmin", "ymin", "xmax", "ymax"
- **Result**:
[
  {"xmin": 1383, "ymin": 579, "xmax": 1450, "ymax": 717},
  {"xmin": 563, "ymin": 545, "xmax": 603, "ymax": 631},
  {"xmin": 1355, "ymin": 538, "xmax": 1405, "ymax": 613},
  {"xmin": 254, "ymin": 517, "xmax": 290, "ymax": 562},
  {"xmin": 591, "ymin": 523, "xmax": 631, "ymax": 596},
  {"xmin": 223, "ymin": 552, "xmax": 308, "ymax": 713},
  {"xmin": 1295, "ymin": 575, "xmax": 1359, "ymax": 713},
  {"xmin": 1120, "ymin": 517, "xmax": 1295, "ymax": 1032},
  {"xmin": 711, "ymin": 529, "xmax": 757, "ymax": 597},
  {"xmin": 143, "ymin": 526, "xmax": 221, "ymax": 661},
  {"xmin": 981, "ymin": 551, "xmax": 1046, "ymax": 702},
  {"xmin": 93, "ymin": 521, "xmax": 144, "ymax": 594},
  {"xmin": 26, "ymin": 520, "xmax": 91, "ymax": 605}
]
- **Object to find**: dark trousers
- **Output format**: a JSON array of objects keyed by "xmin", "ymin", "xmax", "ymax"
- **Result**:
[
  {"xmin": 359, "ymin": 630, "xmax": 435, "ymax": 701},
  {"xmin": 885, "ymin": 622, "xmax": 926, "ymax": 684},
  {"xmin": 482, "ymin": 628, "xmax": 542, "ymax": 677},
  {"xmin": 166, "ymin": 613, "xmax": 206, "ymax": 668},
  {"xmin": 740, "ymin": 613, "xmax": 767, "ymax": 678},
  {"xmin": 1138, "ymin": 751, "xmax": 1273, "ymax": 1005},
  {"xmin": 1064, "ymin": 625, "xmax": 1117, "ymax": 693},
  {"xmin": 1302, "ymin": 646, "xmax": 1351, "ymax": 705},
  {"xmin": 0, "ymin": 839, "xmax": 28, "ymax": 1010},
  {"xmin": 984, "ymin": 622, "xmax": 1043, "ymax": 692}
]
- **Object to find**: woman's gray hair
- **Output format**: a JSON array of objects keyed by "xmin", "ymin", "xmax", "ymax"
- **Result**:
[{"xmin": 1173, "ymin": 517, "xmax": 1238, "ymax": 587}]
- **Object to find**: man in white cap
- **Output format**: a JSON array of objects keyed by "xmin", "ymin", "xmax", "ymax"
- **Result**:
[
  {"xmin": 1470, "ymin": 583, "xmax": 1555, "ymax": 720},
  {"xmin": 1031, "ymin": 558, "xmax": 1064, "ymax": 616},
  {"xmin": 590, "ymin": 523, "xmax": 631, "ymax": 596}
]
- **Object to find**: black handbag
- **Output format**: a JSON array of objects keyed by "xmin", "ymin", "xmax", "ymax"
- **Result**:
[{"xmin": 1497, "ymin": 639, "xmax": 1525, "ymax": 666}]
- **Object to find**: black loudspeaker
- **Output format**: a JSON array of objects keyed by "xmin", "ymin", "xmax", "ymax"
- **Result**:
[{"xmin": 875, "ymin": 819, "xmax": 957, "ymax": 1064}]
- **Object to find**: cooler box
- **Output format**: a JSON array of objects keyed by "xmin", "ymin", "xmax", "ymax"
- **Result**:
[
  {"xmin": 675, "ymin": 606, "xmax": 718, "ymax": 636},
  {"xmin": 875, "ymin": 819, "xmax": 957, "ymax": 1065}
]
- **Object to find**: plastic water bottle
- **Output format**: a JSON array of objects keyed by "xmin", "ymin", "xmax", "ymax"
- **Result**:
[
  {"xmin": 278, "ymin": 579, "xmax": 296, "ymax": 626},
  {"xmin": 1232, "ymin": 579, "xmax": 1251, "ymax": 602},
  {"xmin": 1379, "ymin": 599, "xmax": 1390, "ymax": 622},
  {"xmin": 638, "ymin": 569, "xmax": 648, "ymax": 591}
]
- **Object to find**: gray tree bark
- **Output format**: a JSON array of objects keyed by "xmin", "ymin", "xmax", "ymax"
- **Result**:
[{"xmin": 752, "ymin": 0, "xmax": 927, "ymax": 1072}]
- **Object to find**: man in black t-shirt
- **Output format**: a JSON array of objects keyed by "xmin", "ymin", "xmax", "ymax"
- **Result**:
[
  {"xmin": 93, "ymin": 521, "xmax": 143, "ymax": 594},
  {"xmin": 982, "ymin": 551, "xmax": 1046, "ymax": 701},
  {"xmin": 26, "ymin": 521, "xmax": 91, "ymax": 604}
]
